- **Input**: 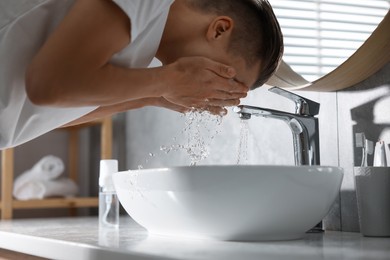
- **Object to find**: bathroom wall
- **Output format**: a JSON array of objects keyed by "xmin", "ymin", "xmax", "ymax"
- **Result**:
[{"xmin": 124, "ymin": 61, "xmax": 390, "ymax": 232}]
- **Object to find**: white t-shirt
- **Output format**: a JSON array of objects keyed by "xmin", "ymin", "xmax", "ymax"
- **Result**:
[{"xmin": 0, "ymin": 0, "xmax": 173, "ymax": 149}]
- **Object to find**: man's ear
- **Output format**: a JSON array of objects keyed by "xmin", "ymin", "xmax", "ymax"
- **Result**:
[{"xmin": 206, "ymin": 16, "xmax": 234, "ymax": 41}]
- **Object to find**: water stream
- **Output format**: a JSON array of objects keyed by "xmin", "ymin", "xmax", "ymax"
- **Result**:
[{"xmin": 236, "ymin": 119, "xmax": 249, "ymax": 165}]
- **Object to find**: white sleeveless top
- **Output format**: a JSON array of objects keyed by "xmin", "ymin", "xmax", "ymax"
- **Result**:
[{"xmin": 0, "ymin": 0, "xmax": 173, "ymax": 149}]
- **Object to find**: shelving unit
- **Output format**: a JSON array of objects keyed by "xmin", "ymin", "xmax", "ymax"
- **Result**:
[{"xmin": 0, "ymin": 116, "xmax": 113, "ymax": 220}]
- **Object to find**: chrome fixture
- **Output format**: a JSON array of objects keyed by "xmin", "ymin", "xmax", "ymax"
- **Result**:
[{"xmin": 233, "ymin": 87, "xmax": 320, "ymax": 166}]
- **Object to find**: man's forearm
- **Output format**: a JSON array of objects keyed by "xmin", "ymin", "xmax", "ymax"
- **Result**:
[
  {"xmin": 60, "ymin": 97, "xmax": 189, "ymax": 128},
  {"xmin": 60, "ymin": 98, "xmax": 151, "ymax": 128},
  {"xmin": 28, "ymin": 63, "xmax": 166, "ymax": 107}
]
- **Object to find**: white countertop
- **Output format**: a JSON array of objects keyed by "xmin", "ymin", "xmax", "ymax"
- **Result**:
[{"xmin": 0, "ymin": 216, "xmax": 389, "ymax": 260}]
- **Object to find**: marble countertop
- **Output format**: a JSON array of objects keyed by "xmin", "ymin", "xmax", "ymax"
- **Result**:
[{"xmin": 0, "ymin": 216, "xmax": 389, "ymax": 260}]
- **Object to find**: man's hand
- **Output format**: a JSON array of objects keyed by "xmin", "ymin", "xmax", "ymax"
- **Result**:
[
  {"xmin": 161, "ymin": 57, "xmax": 248, "ymax": 110},
  {"xmin": 149, "ymin": 97, "xmax": 228, "ymax": 116}
]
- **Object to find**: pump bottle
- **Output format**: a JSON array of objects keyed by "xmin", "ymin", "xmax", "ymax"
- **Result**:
[{"xmin": 99, "ymin": 160, "xmax": 119, "ymax": 229}]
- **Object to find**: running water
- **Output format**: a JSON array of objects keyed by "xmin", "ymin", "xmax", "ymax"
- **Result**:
[
  {"xmin": 160, "ymin": 109, "xmax": 223, "ymax": 166},
  {"xmin": 137, "ymin": 153, "xmax": 155, "ymax": 170},
  {"xmin": 132, "ymin": 110, "xmax": 224, "ymax": 203},
  {"xmin": 236, "ymin": 119, "xmax": 249, "ymax": 164},
  {"xmin": 137, "ymin": 111, "xmax": 254, "ymax": 168}
]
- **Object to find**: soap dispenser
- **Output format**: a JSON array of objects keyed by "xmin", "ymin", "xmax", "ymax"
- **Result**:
[{"xmin": 99, "ymin": 160, "xmax": 119, "ymax": 229}]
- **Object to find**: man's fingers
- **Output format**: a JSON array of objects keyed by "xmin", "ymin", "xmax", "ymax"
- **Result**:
[
  {"xmin": 212, "ymin": 91, "xmax": 247, "ymax": 100},
  {"xmin": 163, "ymin": 56, "xmax": 249, "ymax": 110},
  {"xmin": 210, "ymin": 76, "xmax": 249, "ymax": 94},
  {"xmin": 203, "ymin": 57, "xmax": 236, "ymax": 78},
  {"xmin": 202, "ymin": 98, "xmax": 241, "ymax": 107},
  {"xmin": 205, "ymin": 106, "xmax": 228, "ymax": 116},
  {"xmin": 227, "ymin": 79, "xmax": 249, "ymax": 93}
]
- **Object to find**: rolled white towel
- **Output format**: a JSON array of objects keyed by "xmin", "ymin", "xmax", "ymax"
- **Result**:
[
  {"xmin": 13, "ymin": 155, "xmax": 65, "ymax": 194},
  {"xmin": 13, "ymin": 178, "xmax": 79, "ymax": 200},
  {"xmin": 30, "ymin": 155, "xmax": 65, "ymax": 180}
]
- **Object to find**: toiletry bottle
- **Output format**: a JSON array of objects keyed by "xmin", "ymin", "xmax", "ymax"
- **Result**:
[{"xmin": 99, "ymin": 160, "xmax": 119, "ymax": 229}]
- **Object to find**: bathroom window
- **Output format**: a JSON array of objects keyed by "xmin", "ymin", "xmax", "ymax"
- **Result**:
[{"xmin": 270, "ymin": 0, "xmax": 390, "ymax": 81}]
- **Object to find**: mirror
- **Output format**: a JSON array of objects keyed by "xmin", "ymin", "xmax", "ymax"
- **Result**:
[{"xmin": 267, "ymin": 1, "xmax": 390, "ymax": 91}]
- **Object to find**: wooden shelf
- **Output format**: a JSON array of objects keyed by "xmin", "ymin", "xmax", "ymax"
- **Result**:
[
  {"xmin": 0, "ymin": 197, "xmax": 98, "ymax": 210},
  {"xmin": 1, "ymin": 116, "xmax": 112, "ymax": 219}
]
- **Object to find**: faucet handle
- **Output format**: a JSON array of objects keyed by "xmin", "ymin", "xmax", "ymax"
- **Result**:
[{"xmin": 268, "ymin": 87, "xmax": 320, "ymax": 116}]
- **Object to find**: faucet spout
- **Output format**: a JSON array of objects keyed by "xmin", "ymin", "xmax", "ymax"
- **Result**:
[
  {"xmin": 233, "ymin": 105, "xmax": 296, "ymax": 121},
  {"xmin": 234, "ymin": 92, "xmax": 320, "ymax": 166}
]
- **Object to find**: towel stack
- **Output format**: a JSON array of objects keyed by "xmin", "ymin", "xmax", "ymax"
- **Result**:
[{"xmin": 13, "ymin": 155, "xmax": 79, "ymax": 200}]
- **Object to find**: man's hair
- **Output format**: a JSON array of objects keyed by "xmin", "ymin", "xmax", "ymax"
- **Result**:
[{"xmin": 185, "ymin": 0, "xmax": 284, "ymax": 89}]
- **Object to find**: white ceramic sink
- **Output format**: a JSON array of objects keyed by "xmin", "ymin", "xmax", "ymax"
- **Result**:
[{"xmin": 113, "ymin": 165, "xmax": 343, "ymax": 241}]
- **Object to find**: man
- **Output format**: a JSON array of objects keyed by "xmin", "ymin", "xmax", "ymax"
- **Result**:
[{"xmin": 0, "ymin": 0, "xmax": 283, "ymax": 149}]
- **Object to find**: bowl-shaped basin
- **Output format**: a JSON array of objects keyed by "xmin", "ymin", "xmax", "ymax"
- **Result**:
[{"xmin": 113, "ymin": 165, "xmax": 343, "ymax": 241}]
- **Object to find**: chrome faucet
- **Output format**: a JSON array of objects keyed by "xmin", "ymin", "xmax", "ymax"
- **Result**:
[{"xmin": 233, "ymin": 87, "xmax": 320, "ymax": 166}]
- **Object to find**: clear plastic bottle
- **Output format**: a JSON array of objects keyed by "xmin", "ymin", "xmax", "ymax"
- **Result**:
[{"xmin": 99, "ymin": 160, "xmax": 119, "ymax": 229}]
